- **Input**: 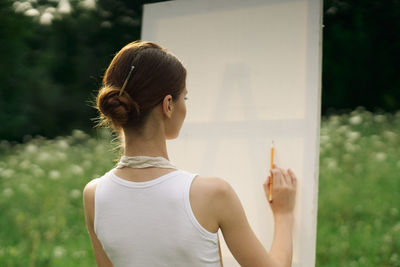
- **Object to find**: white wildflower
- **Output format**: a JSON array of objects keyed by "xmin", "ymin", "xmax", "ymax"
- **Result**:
[
  {"xmin": 393, "ymin": 223, "xmax": 400, "ymax": 232},
  {"xmin": 383, "ymin": 234, "xmax": 392, "ymax": 243},
  {"xmin": 349, "ymin": 115, "xmax": 362, "ymax": 125},
  {"xmin": 25, "ymin": 8, "xmax": 39, "ymax": 16},
  {"xmin": 345, "ymin": 142, "xmax": 358, "ymax": 152},
  {"xmin": 70, "ymin": 189, "xmax": 81, "ymax": 199},
  {"xmin": 45, "ymin": 7, "xmax": 56, "ymax": 13},
  {"xmin": 61, "ymin": 231, "xmax": 70, "ymax": 240},
  {"xmin": 25, "ymin": 144, "xmax": 38, "ymax": 153},
  {"xmin": 337, "ymin": 125, "xmax": 349, "ymax": 134},
  {"xmin": 358, "ymin": 256, "xmax": 366, "ymax": 264},
  {"xmin": 40, "ymin": 12, "xmax": 53, "ymax": 25},
  {"xmin": 19, "ymin": 160, "xmax": 31, "ymax": 170},
  {"xmin": 57, "ymin": 140, "xmax": 69, "ymax": 150},
  {"xmin": 38, "ymin": 152, "xmax": 50, "ymax": 162},
  {"xmin": 326, "ymin": 158, "xmax": 337, "ymax": 169},
  {"xmin": 72, "ymin": 129, "xmax": 88, "ymax": 140},
  {"xmin": 55, "ymin": 152, "xmax": 67, "ymax": 161},
  {"xmin": 324, "ymin": 143, "xmax": 332, "ymax": 150},
  {"xmin": 329, "ymin": 115, "xmax": 340, "ymax": 125},
  {"xmin": 347, "ymin": 131, "xmax": 360, "ymax": 141},
  {"xmin": 390, "ymin": 254, "xmax": 398, "ymax": 264},
  {"xmin": 2, "ymin": 169, "xmax": 15, "ymax": 179},
  {"xmin": 14, "ymin": 1, "xmax": 32, "ymax": 13},
  {"xmin": 49, "ymin": 170, "xmax": 61, "ymax": 180},
  {"xmin": 374, "ymin": 114, "xmax": 386, "ymax": 123},
  {"xmin": 3, "ymin": 188, "xmax": 13, "ymax": 197},
  {"xmin": 95, "ymin": 144, "xmax": 105, "ymax": 153},
  {"xmin": 375, "ymin": 152, "xmax": 386, "ymax": 162},
  {"xmin": 71, "ymin": 165, "xmax": 83, "ymax": 175},
  {"xmin": 320, "ymin": 135, "xmax": 330, "ymax": 144},
  {"xmin": 82, "ymin": 160, "xmax": 91, "ymax": 168},
  {"xmin": 390, "ymin": 208, "xmax": 398, "ymax": 216},
  {"xmin": 383, "ymin": 131, "xmax": 397, "ymax": 141},
  {"xmin": 32, "ymin": 166, "xmax": 45, "ymax": 177},
  {"xmin": 100, "ymin": 21, "xmax": 112, "ymax": 29},
  {"xmin": 78, "ymin": 0, "xmax": 96, "ymax": 9},
  {"xmin": 53, "ymin": 246, "xmax": 66, "ymax": 258},
  {"xmin": 57, "ymin": 0, "xmax": 71, "ymax": 14}
]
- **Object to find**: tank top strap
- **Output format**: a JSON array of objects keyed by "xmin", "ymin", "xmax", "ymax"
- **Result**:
[{"xmin": 183, "ymin": 172, "xmax": 219, "ymax": 240}]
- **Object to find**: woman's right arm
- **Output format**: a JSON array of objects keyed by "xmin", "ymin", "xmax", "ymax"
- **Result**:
[{"xmin": 213, "ymin": 166, "xmax": 297, "ymax": 267}]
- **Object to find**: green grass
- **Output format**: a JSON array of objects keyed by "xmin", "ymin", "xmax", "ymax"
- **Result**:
[
  {"xmin": 0, "ymin": 129, "xmax": 118, "ymax": 267},
  {"xmin": 317, "ymin": 108, "xmax": 400, "ymax": 266},
  {"xmin": 0, "ymin": 107, "xmax": 399, "ymax": 266}
]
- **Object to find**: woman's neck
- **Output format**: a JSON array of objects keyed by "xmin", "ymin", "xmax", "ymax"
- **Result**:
[{"xmin": 122, "ymin": 121, "xmax": 169, "ymax": 160}]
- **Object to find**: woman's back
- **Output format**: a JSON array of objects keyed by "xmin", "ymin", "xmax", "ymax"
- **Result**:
[{"xmin": 93, "ymin": 168, "xmax": 220, "ymax": 267}]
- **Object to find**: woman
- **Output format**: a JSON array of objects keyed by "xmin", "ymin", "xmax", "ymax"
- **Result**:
[{"xmin": 83, "ymin": 41, "xmax": 297, "ymax": 267}]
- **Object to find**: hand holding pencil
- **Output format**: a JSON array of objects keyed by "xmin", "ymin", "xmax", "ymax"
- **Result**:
[{"xmin": 263, "ymin": 143, "xmax": 298, "ymax": 215}]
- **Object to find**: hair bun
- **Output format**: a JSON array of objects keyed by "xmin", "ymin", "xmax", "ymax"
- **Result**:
[
  {"xmin": 94, "ymin": 41, "xmax": 186, "ymax": 132},
  {"xmin": 96, "ymin": 86, "xmax": 140, "ymax": 127}
]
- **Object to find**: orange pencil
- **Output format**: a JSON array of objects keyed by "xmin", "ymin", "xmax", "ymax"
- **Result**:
[{"xmin": 269, "ymin": 141, "xmax": 274, "ymax": 203}]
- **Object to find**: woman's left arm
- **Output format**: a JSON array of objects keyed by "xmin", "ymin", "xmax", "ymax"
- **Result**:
[{"xmin": 83, "ymin": 180, "xmax": 114, "ymax": 267}]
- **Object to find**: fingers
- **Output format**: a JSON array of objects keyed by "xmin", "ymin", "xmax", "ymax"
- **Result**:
[
  {"xmin": 280, "ymin": 168, "xmax": 290, "ymax": 186},
  {"xmin": 264, "ymin": 167, "xmax": 298, "ymax": 208},
  {"xmin": 287, "ymin": 168, "xmax": 296, "ymax": 184},
  {"xmin": 270, "ymin": 169, "xmax": 281, "ymax": 186},
  {"xmin": 270, "ymin": 168, "xmax": 286, "ymax": 187},
  {"xmin": 270, "ymin": 166, "xmax": 297, "ymax": 188}
]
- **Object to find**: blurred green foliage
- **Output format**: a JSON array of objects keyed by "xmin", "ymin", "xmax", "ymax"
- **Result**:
[
  {"xmin": 323, "ymin": 0, "xmax": 400, "ymax": 114},
  {"xmin": 0, "ymin": 0, "xmax": 399, "ymax": 141},
  {"xmin": 0, "ymin": 0, "xmax": 161, "ymax": 141}
]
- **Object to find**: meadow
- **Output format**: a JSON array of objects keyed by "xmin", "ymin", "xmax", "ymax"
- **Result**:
[{"xmin": 0, "ymin": 107, "xmax": 399, "ymax": 266}]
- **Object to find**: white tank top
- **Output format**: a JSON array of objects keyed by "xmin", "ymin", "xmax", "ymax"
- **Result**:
[{"xmin": 94, "ymin": 168, "xmax": 221, "ymax": 267}]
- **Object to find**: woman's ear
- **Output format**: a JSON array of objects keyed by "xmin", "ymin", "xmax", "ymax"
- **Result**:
[{"xmin": 162, "ymin": 94, "xmax": 174, "ymax": 118}]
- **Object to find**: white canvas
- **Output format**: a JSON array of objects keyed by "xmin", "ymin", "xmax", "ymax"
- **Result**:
[{"xmin": 142, "ymin": 0, "xmax": 322, "ymax": 266}]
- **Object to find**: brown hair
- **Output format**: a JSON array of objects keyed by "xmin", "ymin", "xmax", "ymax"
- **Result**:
[{"xmin": 95, "ymin": 41, "xmax": 186, "ymax": 133}]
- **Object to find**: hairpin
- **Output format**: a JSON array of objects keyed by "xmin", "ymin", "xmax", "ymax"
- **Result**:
[{"xmin": 119, "ymin": 65, "xmax": 135, "ymax": 96}]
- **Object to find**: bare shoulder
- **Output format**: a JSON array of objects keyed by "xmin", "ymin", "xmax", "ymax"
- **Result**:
[
  {"xmin": 190, "ymin": 176, "xmax": 236, "ymax": 232},
  {"xmin": 192, "ymin": 175, "xmax": 234, "ymax": 198},
  {"xmin": 82, "ymin": 178, "xmax": 100, "ymax": 227},
  {"xmin": 191, "ymin": 175, "xmax": 238, "ymax": 216},
  {"xmin": 83, "ymin": 178, "xmax": 101, "ymax": 201}
]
